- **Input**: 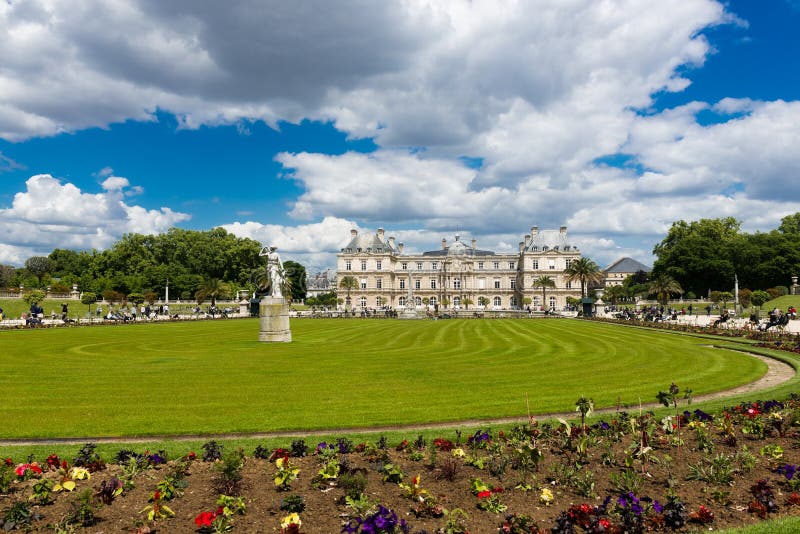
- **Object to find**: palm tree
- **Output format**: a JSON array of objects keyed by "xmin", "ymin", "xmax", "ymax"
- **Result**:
[
  {"xmin": 602, "ymin": 284, "xmax": 628, "ymax": 306},
  {"xmin": 338, "ymin": 275, "xmax": 358, "ymax": 309},
  {"xmin": 648, "ymin": 274, "xmax": 683, "ymax": 306},
  {"xmin": 532, "ymin": 275, "xmax": 556, "ymax": 310},
  {"xmin": 478, "ymin": 296, "xmax": 490, "ymax": 308},
  {"xmin": 195, "ymin": 278, "xmax": 227, "ymax": 307},
  {"xmin": 564, "ymin": 257, "xmax": 604, "ymax": 298},
  {"xmin": 461, "ymin": 297, "xmax": 474, "ymax": 310}
]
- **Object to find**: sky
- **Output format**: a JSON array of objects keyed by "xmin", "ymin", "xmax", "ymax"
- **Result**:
[{"xmin": 1, "ymin": 0, "xmax": 800, "ymax": 272}]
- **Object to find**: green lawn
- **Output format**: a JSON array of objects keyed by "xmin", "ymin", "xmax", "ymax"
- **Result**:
[{"xmin": 0, "ymin": 318, "xmax": 771, "ymax": 439}]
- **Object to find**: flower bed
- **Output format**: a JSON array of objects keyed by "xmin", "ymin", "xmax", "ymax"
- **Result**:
[{"xmin": 5, "ymin": 396, "xmax": 800, "ymax": 532}]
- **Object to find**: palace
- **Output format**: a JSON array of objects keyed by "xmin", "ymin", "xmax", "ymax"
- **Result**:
[{"xmin": 335, "ymin": 226, "xmax": 584, "ymax": 310}]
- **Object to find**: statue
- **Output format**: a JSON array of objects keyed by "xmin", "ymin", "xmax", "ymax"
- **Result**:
[{"xmin": 259, "ymin": 246, "xmax": 285, "ymax": 298}]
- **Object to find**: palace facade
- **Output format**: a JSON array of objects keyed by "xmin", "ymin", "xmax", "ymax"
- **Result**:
[{"xmin": 335, "ymin": 226, "xmax": 583, "ymax": 310}]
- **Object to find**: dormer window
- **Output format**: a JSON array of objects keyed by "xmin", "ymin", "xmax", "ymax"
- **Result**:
[{"xmin": 542, "ymin": 246, "xmax": 549, "ymax": 251}]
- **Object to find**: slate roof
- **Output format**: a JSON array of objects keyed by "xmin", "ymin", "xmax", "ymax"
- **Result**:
[
  {"xmin": 523, "ymin": 229, "xmax": 576, "ymax": 252},
  {"xmin": 422, "ymin": 234, "xmax": 495, "ymax": 256},
  {"xmin": 341, "ymin": 233, "xmax": 396, "ymax": 254},
  {"xmin": 604, "ymin": 257, "xmax": 652, "ymax": 274}
]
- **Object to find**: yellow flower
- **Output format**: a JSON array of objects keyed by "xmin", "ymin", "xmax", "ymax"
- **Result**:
[
  {"xmin": 69, "ymin": 467, "xmax": 91, "ymax": 480},
  {"xmin": 452, "ymin": 448, "xmax": 465, "ymax": 457},
  {"xmin": 539, "ymin": 487, "xmax": 554, "ymax": 505},
  {"xmin": 281, "ymin": 513, "xmax": 301, "ymax": 528}
]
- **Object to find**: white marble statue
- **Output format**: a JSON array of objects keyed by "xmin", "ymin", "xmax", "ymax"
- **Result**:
[{"xmin": 259, "ymin": 246, "xmax": 285, "ymax": 298}]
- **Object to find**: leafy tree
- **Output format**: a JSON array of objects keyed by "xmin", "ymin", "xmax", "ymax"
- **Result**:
[
  {"xmin": 338, "ymin": 275, "xmax": 358, "ymax": 308},
  {"xmin": 22, "ymin": 289, "xmax": 46, "ymax": 307},
  {"xmin": 127, "ymin": 293, "xmax": 145, "ymax": 305},
  {"xmin": 602, "ymin": 284, "xmax": 627, "ymax": 305},
  {"xmin": 648, "ymin": 274, "xmax": 683, "ymax": 306},
  {"xmin": 283, "ymin": 261, "xmax": 307, "ymax": 300},
  {"xmin": 478, "ymin": 296, "xmax": 490, "ymax": 307},
  {"xmin": 461, "ymin": 297, "xmax": 474, "ymax": 310},
  {"xmin": 564, "ymin": 258, "xmax": 603, "ymax": 298},
  {"xmin": 81, "ymin": 293, "xmax": 97, "ymax": 314},
  {"xmin": 738, "ymin": 288, "xmax": 753, "ymax": 308},
  {"xmin": 102, "ymin": 290, "xmax": 125, "ymax": 305},
  {"xmin": 717, "ymin": 291, "xmax": 733, "ymax": 310},
  {"xmin": 0, "ymin": 264, "xmax": 17, "ymax": 288},
  {"xmin": 751, "ymin": 290, "xmax": 771, "ymax": 309},
  {"xmin": 25, "ymin": 256, "xmax": 52, "ymax": 286},
  {"xmin": 778, "ymin": 212, "xmax": 800, "ymax": 234},
  {"xmin": 532, "ymin": 275, "xmax": 556, "ymax": 309}
]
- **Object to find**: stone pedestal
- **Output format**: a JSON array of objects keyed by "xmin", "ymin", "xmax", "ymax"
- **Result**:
[
  {"xmin": 398, "ymin": 306, "xmax": 426, "ymax": 320},
  {"xmin": 259, "ymin": 297, "xmax": 292, "ymax": 342}
]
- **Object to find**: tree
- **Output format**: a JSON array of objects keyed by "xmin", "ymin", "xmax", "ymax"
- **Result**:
[
  {"xmin": 195, "ymin": 278, "xmax": 227, "ymax": 307},
  {"xmin": 564, "ymin": 258, "xmax": 603, "ymax": 298},
  {"xmin": 478, "ymin": 296, "xmax": 490, "ymax": 308},
  {"xmin": 338, "ymin": 275, "xmax": 358, "ymax": 309},
  {"xmin": 751, "ymin": 290, "xmax": 770, "ymax": 309},
  {"xmin": 81, "ymin": 292, "xmax": 97, "ymax": 314},
  {"xmin": 461, "ymin": 297, "xmax": 473, "ymax": 310},
  {"xmin": 283, "ymin": 261, "xmax": 307, "ymax": 301},
  {"xmin": 25, "ymin": 256, "xmax": 52, "ymax": 286},
  {"xmin": 0, "ymin": 264, "xmax": 17, "ymax": 288},
  {"xmin": 647, "ymin": 274, "xmax": 683, "ymax": 306},
  {"xmin": 532, "ymin": 276, "xmax": 556, "ymax": 309},
  {"xmin": 22, "ymin": 289, "xmax": 46, "ymax": 307},
  {"xmin": 602, "ymin": 284, "xmax": 627, "ymax": 305},
  {"xmin": 738, "ymin": 288, "xmax": 753, "ymax": 308}
]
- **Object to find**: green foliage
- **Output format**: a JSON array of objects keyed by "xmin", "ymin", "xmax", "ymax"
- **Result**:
[
  {"xmin": 25, "ymin": 256, "xmax": 52, "ymax": 284},
  {"xmin": 22, "ymin": 289, "xmax": 46, "ymax": 306},
  {"xmin": 283, "ymin": 261, "xmax": 307, "ymax": 300},
  {"xmin": 563, "ymin": 258, "xmax": 604, "ymax": 298}
]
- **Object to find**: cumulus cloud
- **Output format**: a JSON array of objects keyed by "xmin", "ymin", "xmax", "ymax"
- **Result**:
[{"xmin": 0, "ymin": 174, "xmax": 190, "ymax": 264}]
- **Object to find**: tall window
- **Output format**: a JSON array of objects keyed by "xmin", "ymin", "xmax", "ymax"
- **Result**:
[
  {"xmin": 453, "ymin": 297, "xmax": 461, "ymax": 307},
  {"xmin": 376, "ymin": 278, "xmax": 382, "ymax": 289},
  {"xmin": 478, "ymin": 278, "xmax": 486, "ymax": 289},
  {"xmin": 494, "ymin": 279, "xmax": 501, "ymax": 289},
  {"xmin": 566, "ymin": 281, "xmax": 571, "ymax": 289},
  {"xmin": 548, "ymin": 259, "xmax": 555, "ymax": 270},
  {"xmin": 346, "ymin": 260, "xmax": 352, "ymax": 271},
  {"xmin": 493, "ymin": 296, "xmax": 502, "ymax": 307},
  {"xmin": 565, "ymin": 258, "xmax": 572, "ymax": 268},
  {"xmin": 417, "ymin": 262, "xmax": 423, "ymax": 270},
  {"xmin": 493, "ymin": 261, "xmax": 500, "ymax": 269},
  {"xmin": 430, "ymin": 279, "xmax": 436, "ymax": 289},
  {"xmin": 399, "ymin": 296, "xmax": 406, "ymax": 306},
  {"xmin": 509, "ymin": 261, "xmax": 515, "ymax": 269},
  {"xmin": 415, "ymin": 279, "xmax": 421, "ymax": 290},
  {"xmin": 376, "ymin": 260, "xmax": 382, "ymax": 271},
  {"xmin": 400, "ymin": 279, "xmax": 406, "ymax": 289},
  {"xmin": 429, "ymin": 296, "xmax": 437, "ymax": 306},
  {"xmin": 432, "ymin": 262, "xmax": 438, "ymax": 270},
  {"xmin": 359, "ymin": 296, "xmax": 367, "ymax": 308},
  {"xmin": 510, "ymin": 296, "xmax": 517, "ymax": 307},
  {"xmin": 360, "ymin": 278, "xmax": 367, "ymax": 289},
  {"xmin": 510, "ymin": 279, "xmax": 516, "ymax": 289},
  {"xmin": 402, "ymin": 262, "xmax": 408, "ymax": 270},
  {"xmin": 453, "ymin": 279, "xmax": 461, "ymax": 289},
  {"xmin": 549, "ymin": 296, "xmax": 556, "ymax": 309},
  {"xmin": 376, "ymin": 296, "xmax": 383, "ymax": 307},
  {"xmin": 532, "ymin": 259, "xmax": 538, "ymax": 269},
  {"xmin": 361, "ymin": 260, "xmax": 367, "ymax": 270}
]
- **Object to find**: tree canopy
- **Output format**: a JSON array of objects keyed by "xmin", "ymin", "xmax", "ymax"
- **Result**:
[{"xmin": 652, "ymin": 214, "xmax": 800, "ymax": 295}]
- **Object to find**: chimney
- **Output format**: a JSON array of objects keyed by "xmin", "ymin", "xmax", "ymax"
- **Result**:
[
  {"xmin": 524, "ymin": 234, "xmax": 531, "ymax": 246},
  {"xmin": 519, "ymin": 241, "xmax": 525, "ymax": 252},
  {"xmin": 377, "ymin": 227, "xmax": 385, "ymax": 240},
  {"xmin": 471, "ymin": 238, "xmax": 477, "ymax": 249},
  {"xmin": 388, "ymin": 236, "xmax": 395, "ymax": 248},
  {"xmin": 398, "ymin": 242, "xmax": 404, "ymax": 253},
  {"xmin": 441, "ymin": 238, "xmax": 447, "ymax": 250},
  {"xmin": 531, "ymin": 226, "xmax": 539, "ymax": 237},
  {"xmin": 350, "ymin": 229, "xmax": 358, "ymax": 238},
  {"xmin": 560, "ymin": 226, "xmax": 567, "ymax": 235}
]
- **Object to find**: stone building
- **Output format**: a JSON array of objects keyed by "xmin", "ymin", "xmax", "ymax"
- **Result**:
[
  {"xmin": 336, "ymin": 226, "xmax": 583, "ymax": 310},
  {"xmin": 602, "ymin": 257, "xmax": 652, "ymax": 287}
]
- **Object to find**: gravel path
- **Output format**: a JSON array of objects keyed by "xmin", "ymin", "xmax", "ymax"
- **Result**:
[{"xmin": 0, "ymin": 348, "xmax": 794, "ymax": 447}]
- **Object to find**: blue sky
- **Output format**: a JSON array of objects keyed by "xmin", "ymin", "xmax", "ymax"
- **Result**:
[{"xmin": 1, "ymin": 0, "xmax": 799, "ymax": 272}]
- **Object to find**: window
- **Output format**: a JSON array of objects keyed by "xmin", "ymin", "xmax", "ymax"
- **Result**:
[
  {"xmin": 510, "ymin": 279, "xmax": 516, "ymax": 289},
  {"xmin": 359, "ymin": 296, "xmax": 367, "ymax": 308},
  {"xmin": 398, "ymin": 296, "xmax": 406, "ymax": 306},
  {"xmin": 453, "ymin": 297, "xmax": 461, "ymax": 307},
  {"xmin": 494, "ymin": 279, "xmax": 501, "ymax": 289},
  {"xmin": 509, "ymin": 261, "xmax": 515, "ymax": 269},
  {"xmin": 345, "ymin": 260, "xmax": 352, "ymax": 271},
  {"xmin": 493, "ymin": 296, "xmax": 502, "ymax": 307},
  {"xmin": 432, "ymin": 262, "xmax": 438, "ymax": 270},
  {"xmin": 510, "ymin": 296, "xmax": 517, "ymax": 307},
  {"xmin": 376, "ymin": 260, "xmax": 382, "ymax": 271},
  {"xmin": 417, "ymin": 262, "xmax": 423, "ymax": 270},
  {"xmin": 548, "ymin": 259, "xmax": 555, "ymax": 270},
  {"xmin": 532, "ymin": 259, "xmax": 538, "ymax": 269},
  {"xmin": 565, "ymin": 259, "xmax": 572, "ymax": 268},
  {"xmin": 566, "ymin": 281, "xmax": 571, "ymax": 289},
  {"xmin": 376, "ymin": 278, "xmax": 382, "ymax": 289},
  {"xmin": 415, "ymin": 279, "xmax": 421, "ymax": 290},
  {"xmin": 453, "ymin": 279, "xmax": 461, "ymax": 289},
  {"xmin": 533, "ymin": 296, "xmax": 540, "ymax": 306},
  {"xmin": 478, "ymin": 278, "xmax": 486, "ymax": 289},
  {"xmin": 430, "ymin": 279, "xmax": 436, "ymax": 289},
  {"xmin": 429, "ymin": 296, "xmax": 437, "ymax": 306},
  {"xmin": 376, "ymin": 296, "xmax": 383, "ymax": 307},
  {"xmin": 360, "ymin": 278, "xmax": 367, "ymax": 289},
  {"xmin": 361, "ymin": 260, "xmax": 367, "ymax": 270},
  {"xmin": 478, "ymin": 261, "xmax": 484, "ymax": 269},
  {"xmin": 549, "ymin": 296, "xmax": 556, "ymax": 309},
  {"xmin": 493, "ymin": 261, "xmax": 500, "ymax": 269},
  {"xmin": 401, "ymin": 262, "xmax": 408, "ymax": 270},
  {"xmin": 400, "ymin": 279, "xmax": 406, "ymax": 289},
  {"xmin": 415, "ymin": 296, "xmax": 422, "ymax": 306}
]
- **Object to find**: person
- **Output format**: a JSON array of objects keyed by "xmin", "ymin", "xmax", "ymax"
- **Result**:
[
  {"xmin": 0, "ymin": 306, "xmax": 4, "ymax": 321},
  {"xmin": 705, "ymin": 305, "xmax": 711, "ymax": 316},
  {"xmin": 61, "ymin": 302, "xmax": 68, "ymax": 321},
  {"xmin": 688, "ymin": 304, "xmax": 693, "ymax": 316}
]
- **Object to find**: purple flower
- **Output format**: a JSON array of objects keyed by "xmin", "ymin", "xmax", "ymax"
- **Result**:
[
  {"xmin": 653, "ymin": 500, "xmax": 664, "ymax": 513},
  {"xmin": 778, "ymin": 464, "xmax": 799, "ymax": 480}
]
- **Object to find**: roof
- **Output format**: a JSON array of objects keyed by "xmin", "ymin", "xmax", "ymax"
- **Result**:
[
  {"xmin": 341, "ymin": 232, "xmax": 396, "ymax": 254},
  {"xmin": 422, "ymin": 233, "xmax": 495, "ymax": 256},
  {"xmin": 523, "ymin": 229, "xmax": 576, "ymax": 253},
  {"xmin": 604, "ymin": 257, "xmax": 652, "ymax": 274}
]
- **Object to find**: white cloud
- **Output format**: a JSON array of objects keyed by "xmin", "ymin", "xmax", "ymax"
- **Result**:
[
  {"xmin": 101, "ymin": 176, "xmax": 130, "ymax": 191},
  {"xmin": 0, "ymin": 174, "xmax": 190, "ymax": 264}
]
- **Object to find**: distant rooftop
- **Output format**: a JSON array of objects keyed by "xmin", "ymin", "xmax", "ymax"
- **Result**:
[{"xmin": 604, "ymin": 257, "xmax": 652, "ymax": 274}]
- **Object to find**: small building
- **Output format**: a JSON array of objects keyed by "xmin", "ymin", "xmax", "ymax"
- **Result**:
[{"xmin": 602, "ymin": 257, "xmax": 652, "ymax": 287}]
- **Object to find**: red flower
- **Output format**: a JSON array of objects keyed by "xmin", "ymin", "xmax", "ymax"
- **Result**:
[
  {"xmin": 194, "ymin": 511, "xmax": 216, "ymax": 527},
  {"xmin": 599, "ymin": 518, "xmax": 611, "ymax": 529},
  {"xmin": 491, "ymin": 486, "xmax": 504, "ymax": 494},
  {"xmin": 477, "ymin": 490, "xmax": 492, "ymax": 498},
  {"xmin": 3, "ymin": 458, "xmax": 12, "ymax": 466},
  {"xmin": 188, "ymin": 451, "xmax": 197, "ymax": 460},
  {"xmin": 153, "ymin": 491, "xmax": 161, "ymax": 501}
]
